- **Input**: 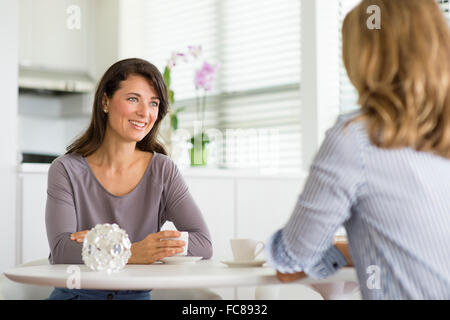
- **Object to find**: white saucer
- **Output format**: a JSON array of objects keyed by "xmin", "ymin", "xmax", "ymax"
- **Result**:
[
  {"xmin": 220, "ymin": 259, "xmax": 266, "ymax": 267},
  {"xmin": 160, "ymin": 256, "xmax": 202, "ymax": 265}
]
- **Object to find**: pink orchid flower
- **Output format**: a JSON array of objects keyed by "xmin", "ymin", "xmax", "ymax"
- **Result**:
[{"xmin": 195, "ymin": 62, "xmax": 219, "ymax": 91}]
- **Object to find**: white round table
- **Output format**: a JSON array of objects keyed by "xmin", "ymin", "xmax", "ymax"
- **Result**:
[{"xmin": 4, "ymin": 260, "xmax": 359, "ymax": 299}]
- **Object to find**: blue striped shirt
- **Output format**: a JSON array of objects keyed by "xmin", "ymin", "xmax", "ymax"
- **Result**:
[{"xmin": 266, "ymin": 111, "xmax": 450, "ymax": 299}]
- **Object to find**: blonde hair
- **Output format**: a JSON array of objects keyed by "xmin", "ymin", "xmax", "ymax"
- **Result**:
[{"xmin": 343, "ymin": 0, "xmax": 450, "ymax": 159}]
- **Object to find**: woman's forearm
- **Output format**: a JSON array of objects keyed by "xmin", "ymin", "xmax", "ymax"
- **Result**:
[
  {"xmin": 49, "ymin": 233, "xmax": 84, "ymax": 264},
  {"xmin": 187, "ymin": 231, "xmax": 213, "ymax": 259}
]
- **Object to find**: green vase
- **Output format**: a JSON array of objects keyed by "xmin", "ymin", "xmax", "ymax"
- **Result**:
[{"xmin": 190, "ymin": 145, "xmax": 209, "ymax": 166}]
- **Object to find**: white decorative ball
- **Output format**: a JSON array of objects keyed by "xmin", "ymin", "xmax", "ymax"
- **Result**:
[{"xmin": 82, "ymin": 223, "xmax": 132, "ymax": 274}]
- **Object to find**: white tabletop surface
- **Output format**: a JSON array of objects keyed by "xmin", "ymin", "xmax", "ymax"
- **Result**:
[{"xmin": 5, "ymin": 259, "xmax": 358, "ymax": 291}]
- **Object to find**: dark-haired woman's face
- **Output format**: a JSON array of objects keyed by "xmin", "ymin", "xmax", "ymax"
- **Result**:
[{"xmin": 103, "ymin": 74, "xmax": 160, "ymax": 144}]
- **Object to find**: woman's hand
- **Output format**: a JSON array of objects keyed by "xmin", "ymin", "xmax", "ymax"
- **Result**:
[
  {"xmin": 128, "ymin": 230, "xmax": 186, "ymax": 264},
  {"xmin": 333, "ymin": 236, "xmax": 353, "ymax": 266},
  {"xmin": 276, "ymin": 271, "xmax": 307, "ymax": 283},
  {"xmin": 70, "ymin": 229, "xmax": 186, "ymax": 264},
  {"xmin": 70, "ymin": 230, "xmax": 89, "ymax": 243}
]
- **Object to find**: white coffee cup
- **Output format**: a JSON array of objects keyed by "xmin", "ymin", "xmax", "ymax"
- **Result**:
[
  {"xmin": 230, "ymin": 239, "xmax": 265, "ymax": 261},
  {"xmin": 163, "ymin": 231, "xmax": 189, "ymax": 256}
]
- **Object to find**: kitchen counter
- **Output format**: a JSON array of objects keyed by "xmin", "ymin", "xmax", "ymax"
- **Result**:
[
  {"xmin": 18, "ymin": 162, "xmax": 306, "ymax": 180},
  {"xmin": 18, "ymin": 163, "xmax": 51, "ymax": 174}
]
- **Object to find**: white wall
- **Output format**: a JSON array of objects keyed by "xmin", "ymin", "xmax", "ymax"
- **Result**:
[
  {"xmin": 94, "ymin": 0, "xmax": 120, "ymax": 80},
  {"xmin": 0, "ymin": 0, "xmax": 19, "ymax": 273},
  {"xmin": 117, "ymin": 0, "xmax": 144, "ymax": 60}
]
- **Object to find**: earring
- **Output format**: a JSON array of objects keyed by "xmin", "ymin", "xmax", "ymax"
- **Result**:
[{"xmin": 103, "ymin": 108, "xmax": 108, "ymax": 113}]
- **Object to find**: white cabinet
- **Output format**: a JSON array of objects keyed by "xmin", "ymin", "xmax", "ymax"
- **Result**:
[
  {"xmin": 180, "ymin": 172, "xmax": 306, "ymax": 300},
  {"xmin": 183, "ymin": 177, "xmax": 236, "ymax": 300},
  {"xmin": 235, "ymin": 179, "xmax": 303, "ymax": 244},
  {"xmin": 234, "ymin": 178, "xmax": 304, "ymax": 299},
  {"xmin": 19, "ymin": 0, "xmax": 94, "ymax": 74},
  {"xmin": 184, "ymin": 177, "xmax": 235, "ymax": 260},
  {"xmin": 18, "ymin": 172, "xmax": 50, "ymax": 264}
]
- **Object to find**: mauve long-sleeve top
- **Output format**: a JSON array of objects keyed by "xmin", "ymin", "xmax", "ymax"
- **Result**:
[{"xmin": 45, "ymin": 152, "xmax": 213, "ymax": 264}]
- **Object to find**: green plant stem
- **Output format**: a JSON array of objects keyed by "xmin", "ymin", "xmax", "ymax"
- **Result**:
[
  {"xmin": 201, "ymin": 92, "xmax": 207, "ymax": 138},
  {"xmin": 196, "ymin": 89, "xmax": 200, "ymax": 123}
]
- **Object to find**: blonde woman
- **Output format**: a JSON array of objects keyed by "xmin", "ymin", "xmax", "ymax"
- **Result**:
[{"xmin": 266, "ymin": 0, "xmax": 450, "ymax": 299}]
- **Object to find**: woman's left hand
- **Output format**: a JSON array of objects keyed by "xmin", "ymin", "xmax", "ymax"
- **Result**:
[
  {"xmin": 276, "ymin": 271, "xmax": 307, "ymax": 283},
  {"xmin": 70, "ymin": 230, "xmax": 89, "ymax": 243}
]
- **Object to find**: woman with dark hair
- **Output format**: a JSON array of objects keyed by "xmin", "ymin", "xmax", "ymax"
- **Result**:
[
  {"xmin": 45, "ymin": 58, "xmax": 213, "ymax": 300},
  {"xmin": 266, "ymin": 0, "xmax": 450, "ymax": 299}
]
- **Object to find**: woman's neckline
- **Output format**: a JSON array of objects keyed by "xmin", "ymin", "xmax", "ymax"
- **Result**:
[{"xmin": 81, "ymin": 151, "xmax": 156, "ymax": 199}]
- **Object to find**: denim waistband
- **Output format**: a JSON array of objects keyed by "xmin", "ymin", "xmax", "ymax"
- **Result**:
[{"xmin": 52, "ymin": 288, "xmax": 151, "ymax": 300}]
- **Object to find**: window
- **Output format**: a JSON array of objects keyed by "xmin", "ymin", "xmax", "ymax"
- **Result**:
[{"xmin": 119, "ymin": 0, "xmax": 302, "ymax": 173}]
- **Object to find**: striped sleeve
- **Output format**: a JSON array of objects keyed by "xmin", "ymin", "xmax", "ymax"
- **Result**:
[
  {"xmin": 266, "ymin": 115, "xmax": 365, "ymax": 279},
  {"xmin": 266, "ymin": 229, "xmax": 348, "ymax": 278}
]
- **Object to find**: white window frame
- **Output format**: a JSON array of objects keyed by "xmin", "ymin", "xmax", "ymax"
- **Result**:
[{"xmin": 300, "ymin": 0, "xmax": 341, "ymax": 170}]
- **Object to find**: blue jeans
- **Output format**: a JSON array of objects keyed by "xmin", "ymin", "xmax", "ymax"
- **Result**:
[{"xmin": 47, "ymin": 288, "xmax": 151, "ymax": 300}]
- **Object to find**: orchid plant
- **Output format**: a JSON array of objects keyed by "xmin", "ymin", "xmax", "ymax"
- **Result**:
[
  {"xmin": 192, "ymin": 61, "xmax": 219, "ymax": 147},
  {"xmin": 163, "ymin": 45, "xmax": 219, "ymax": 153},
  {"xmin": 163, "ymin": 45, "xmax": 202, "ymax": 131}
]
